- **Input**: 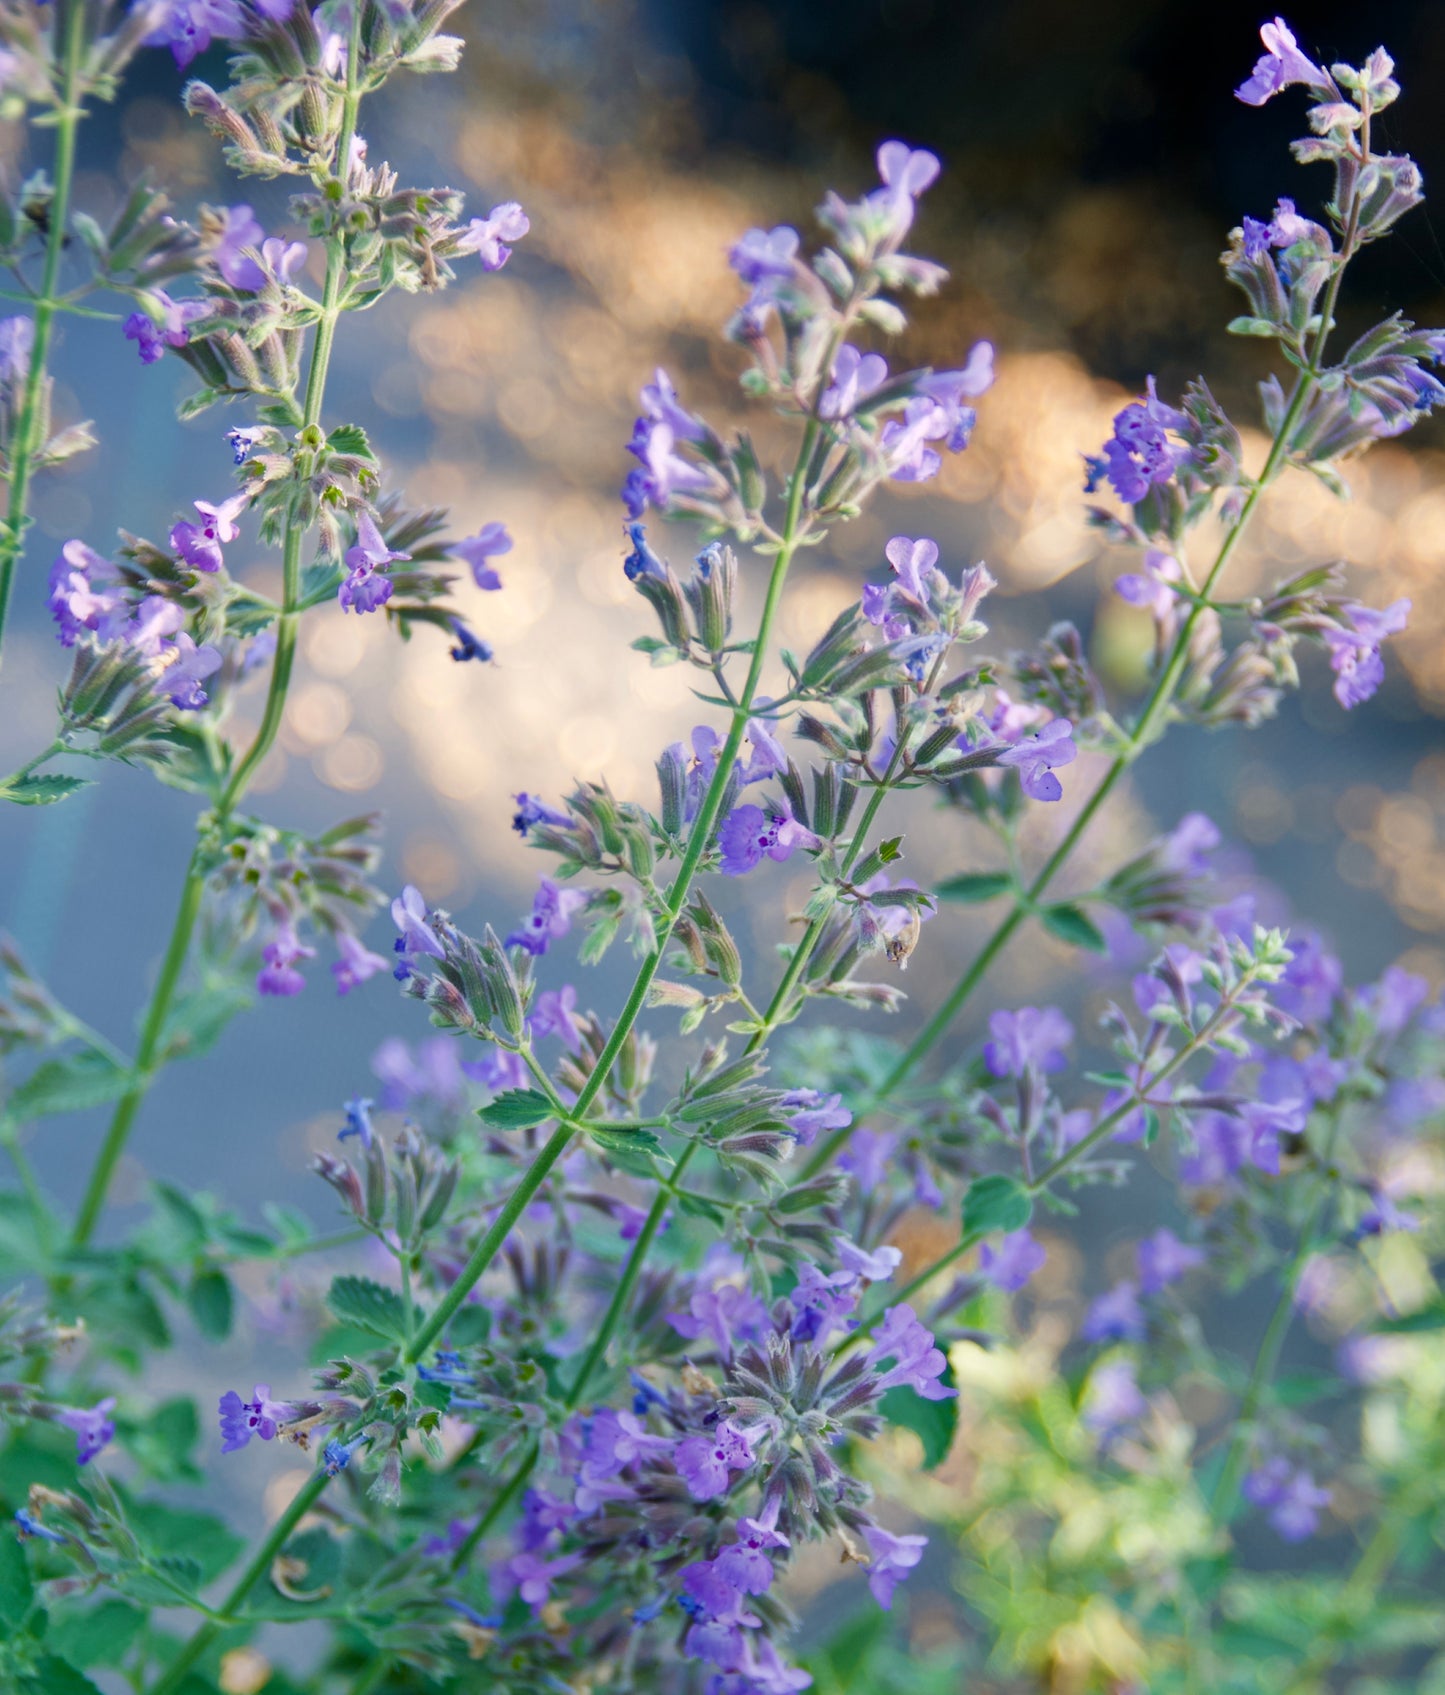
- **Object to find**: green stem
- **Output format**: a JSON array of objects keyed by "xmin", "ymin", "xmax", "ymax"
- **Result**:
[
  {"xmin": 0, "ymin": 0, "xmax": 87, "ymax": 667},
  {"xmin": 144, "ymin": 1467, "xmax": 330, "ymax": 1695},
  {"xmin": 446, "ymin": 1433, "xmax": 539, "ymax": 1573},
  {"xmin": 65, "ymin": 15, "xmax": 367, "ymax": 1249}
]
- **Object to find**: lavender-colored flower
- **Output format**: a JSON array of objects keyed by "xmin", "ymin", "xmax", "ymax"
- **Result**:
[
  {"xmin": 1082, "ymin": 1359, "xmax": 1147, "ymax": 1444},
  {"xmin": 145, "ymin": 0, "xmax": 246, "ymax": 68},
  {"xmin": 839, "ymin": 1128, "xmax": 898, "ymax": 1192},
  {"xmin": 997, "ymin": 718, "xmax": 1077, "ymax": 802},
  {"xmin": 717, "ymin": 802, "xmax": 819, "ymax": 876},
  {"xmin": 158, "ymin": 632, "xmax": 223, "ymax": 709},
  {"xmin": 779, "ymin": 1088, "xmax": 851, "ymax": 1146},
  {"xmin": 1242, "ymin": 1096, "xmax": 1306, "ymax": 1175},
  {"xmin": 1093, "ymin": 380, "xmax": 1188, "ymax": 504},
  {"xmin": 323, "ymin": 1433, "xmax": 366, "ymax": 1475},
  {"xmin": 728, "ymin": 224, "xmax": 800, "ymax": 285},
  {"xmin": 983, "ymin": 1005, "xmax": 1072, "ymax": 1078},
  {"xmin": 48, "ymin": 541, "xmax": 128, "ymax": 647},
  {"xmin": 1081, "ymin": 1282, "xmax": 1146, "ymax": 1344},
  {"xmin": 869, "ymin": 138, "xmax": 941, "ymax": 240},
  {"xmin": 257, "ymin": 920, "xmax": 316, "ymax": 997},
  {"xmin": 675, "ymin": 1420, "xmax": 754, "ymax": 1501},
  {"xmin": 260, "ymin": 235, "xmax": 308, "ymax": 284},
  {"xmin": 1235, "ymin": 16, "xmax": 1328, "ymax": 107},
  {"xmin": 498, "ymin": 1549, "xmax": 583, "ymax": 1611},
  {"xmin": 0, "ymin": 315, "xmax": 33, "ymax": 381},
  {"xmin": 1179, "ymin": 1111, "xmax": 1252, "ymax": 1187},
  {"xmin": 714, "ymin": 1497, "xmax": 789, "ymax": 1594},
  {"xmin": 212, "ymin": 204, "xmax": 268, "ymax": 290},
  {"xmin": 880, "ymin": 397, "xmax": 949, "ymax": 482},
  {"xmin": 1243, "ymin": 1457, "xmax": 1331, "ymax": 1541},
  {"xmin": 447, "ymin": 618, "xmax": 493, "ymax": 663},
  {"xmin": 392, "ymin": 884, "xmax": 445, "ymax": 973},
  {"xmin": 124, "ymin": 290, "xmax": 208, "ymax": 364},
  {"xmin": 456, "ymin": 202, "xmax": 530, "ymax": 271},
  {"xmin": 1356, "ymin": 1190, "xmax": 1420, "ymax": 1237},
  {"xmin": 452, "ymin": 524, "xmax": 511, "ymax": 591},
  {"xmin": 1321, "ymin": 599, "xmax": 1410, "ymax": 708},
  {"xmin": 820, "ymin": 344, "xmax": 889, "ymax": 420},
  {"xmin": 331, "ymin": 931, "xmax": 388, "ymax": 995},
  {"xmin": 218, "ymin": 1384, "xmax": 296, "ymax": 1453},
  {"xmin": 339, "ymin": 1096, "xmax": 375, "ymax": 1149},
  {"xmin": 1136, "ymin": 1228, "xmax": 1205, "ymax": 1295},
  {"xmin": 1361, "ymin": 963, "xmax": 1431, "ymax": 1038},
  {"xmin": 338, "ymin": 510, "xmax": 409, "ymax": 615},
  {"xmin": 862, "ymin": 1524, "xmax": 928, "ymax": 1609},
  {"xmin": 670, "ymin": 1281, "xmax": 769, "ymax": 1358},
  {"xmin": 171, "ymin": 491, "xmax": 248, "ymax": 574},
  {"xmin": 980, "ymin": 1228, "xmax": 1046, "ymax": 1292},
  {"xmin": 55, "ymin": 1398, "xmax": 116, "ymax": 1465},
  {"xmin": 883, "ymin": 534, "xmax": 938, "ymax": 605},
  {"xmin": 789, "ymin": 1261, "xmax": 857, "ymax": 1344},
  {"xmin": 867, "ymin": 1305, "xmax": 956, "ymax": 1401},
  {"xmin": 126, "ymin": 597, "xmax": 186, "ymax": 658},
  {"xmin": 835, "ymin": 1236, "xmax": 903, "ymax": 1282},
  {"xmin": 227, "ymin": 426, "xmax": 265, "ymax": 465},
  {"xmin": 504, "ymin": 877, "xmax": 588, "ymax": 957}
]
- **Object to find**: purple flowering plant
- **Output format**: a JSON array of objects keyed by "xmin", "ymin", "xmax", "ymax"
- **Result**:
[{"xmin": 0, "ymin": 12, "xmax": 1442, "ymax": 1695}]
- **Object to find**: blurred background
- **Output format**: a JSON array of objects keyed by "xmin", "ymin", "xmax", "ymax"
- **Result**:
[{"xmin": 2, "ymin": 0, "xmax": 1445, "ymax": 1667}]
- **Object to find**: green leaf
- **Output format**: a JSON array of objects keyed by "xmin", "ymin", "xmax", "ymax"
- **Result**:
[
  {"xmin": 19, "ymin": 1658, "xmax": 105, "ymax": 1695},
  {"xmin": 962, "ymin": 1173, "xmax": 1032, "ymax": 1236},
  {"xmin": 0, "ymin": 1190, "xmax": 51, "ymax": 1278},
  {"xmin": 477, "ymin": 1089, "xmax": 554, "ymax": 1130},
  {"xmin": 176, "ymin": 387, "xmax": 223, "ymax": 421},
  {"xmin": 876, "ymin": 836, "xmax": 903, "ymax": 864},
  {"xmin": 675, "ymin": 1190, "xmax": 727, "ymax": 1226},
  {"xmin": 186, "ymin": 1268, "xmax": 233, "ymax": 1340},
  {"xmin": 0, "ymin": 773, "xmax": 92, "ymax": 807},
  {"xmin": 0, "ymin": 1531, "xmax": 33, "ymax": 1629},
  {"xmin": 587, "ymin": 1125, "xmax": 665, "ymax": 1179},
  {"xmin": 3, "ymin": 1053, "xmax": 130, "ymax": 1122},
  {"xmin": 156, "ymin": 979, "xmax": 252, "ymax": 1064},
  {"xmin": 46, "ymin": 1601, "xmax": 143, "ymax": 1669},
  {"xmin": 325, "ymin": 1274, "xmax": 409, "ymax": 1343},
  {"xmin": 123, "ymin": 1397, "xmax": 200, "ymax": 1484},
  {"xmin": 126, "ymin": 1502, "xmax": 242, "ymax": 1586},
  {"xmin": 935, "ymin": 870, "xmax": 1013, "ymax": 904},
  {"xmin": 1227, "ymin": 315, "xmax": 1283, "ymax": 337},
  {"xmin": 72, "ymin": 1276, "xmax": 170, "ymax": 1359},
  {"xmin": 880, "ymin": 1363, "xmax": 958, "ymax": 1470},
  {"xmin": 327, "ymin": 423, "xmax": 374, "ymax": 458},
  {"xmin": 445, "ymin": 1305, "xmax": 491, "ymax": 1347},
  {"xmin": 1375, "ymin": 1303, "xmax": 1445, "ymax": 1334},
  {"xmin": 1040, "ymin": 902, "xmax": 1108, "ymax": 953}
]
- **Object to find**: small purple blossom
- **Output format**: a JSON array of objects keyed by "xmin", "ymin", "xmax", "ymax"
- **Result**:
[
  {"xmin": 670, "ymin": 1280, "xmax": 769, "ymax": 1359},
  {"xmin": 158, "ymin": 631, "xmax": 223, "ymax": 709},
  {"xmin": 883, "ymin": 534, "xmax": 938, "ymax": 604},
  {"xmin": 820, "ymin": 344, "xmax": 888, "ymax": 420},
  {"xmin": 170, "ymin": 491, "xmax": 248, "ymax": 573},
  {"xmin": 728, "ymin": 224, "xmax": 800, "ymax": 285},
  {"xmin": 779, "ymin": 1088, "xmax": 851, "ymax": 1146},
  {"xmin": 504, "ymin": 877, "xmax": 587, "ymax": 957},
  {"xmin": 980, "ymin": 1229, "xmax": 1046, "ymax": 1292},
  {"xmin": 1092, "ymin": 380, "xmax": 1188, "ymax": 504},
  {"xmin": 448, "ymin": 618, "xmax": 494, "ymax": 663},
  {"xmin": 1321, "ymin": 599, "xmax": 1410, "ymax": 708},
  {"xmin": 983, "ymin": 1005, "xmax": 1073, "ymax": 1078},
  {"xmin": 124, "ymin": 290, "xmax": 207, "ymax": 364},
  {"xmin": 323, "ymin": 1433, "xmax": 365, "ymax": 1475},
  {"xmin": 391, "ymin": 884, "xmax": 445, "ymax": 975},
  {"xmin": 456, "ymin": 201, "xmax": 530, "ymax": 271},
  {"xmin": 145, "ymin": 0, "xmax": 247, "ymax": 69},
  {"xmin": 997, "ymin": 718, "xmax": 1077, "ymax": 802},
  {"xmin": 717, "ymin": 802, "xmax": 819, "ymax": 876},
  {"xmin": 331, "ymin": 931, "xmax": 388, "ymax": 995},
  {"xmin": 257, "ymin": 920, "xmax": 315, "ymax": 997},
  {"xmin": 862, "ymin": 1524, "xmax": 928, "ymax": 1609},
  {"xmin": 497, "ymin": 1549, "xmax": 584, "ymax": 1611},
  {"xmin": 1235, "ymin": 17, "xmax": 1328, "ymax": 107},
  {"xmin": 1082, "ymin": 1359, "xmax": 1147, "ymax": 1444},
  {"xmin": 212, "ymin": 204, "xmax": 268, "ymax": 290},
  {"xmin": 867, "ymin": 1304, "xmax": 956, "ymax": 1401},
  {"xmin": 1081, "ymin": 1282, "xmax": 1146, "ymax": 1344},
  {"xmin": 714, "ymin": 1497, "xmax": 789, "ymax": 1594},
  {"xmin": 1136, "ymin": 1228, "xmax": 1206, "ymax": 1295},
  {"xmin": 675, "ymin": 1420, "xmax": 755, "ymax": 1501},
  {"xmin": 48, "ymin": 541, "xmax": 127, "ymax": 646},
  {"xmin": 1243, "ymin": 1457, "xmax": 1332, "ymax": 1541},
  {"xmin": 55, "ymin": 1398, "xmax": 116, "ymax": 1466},
  {"xmin": 451, "ymin": 523, "xmax": 511, "ymax": 589},
  {"xmin": 835, "ymin": 1236, "xmax": 903, "ymax": 1282},
  {"xmin": 218, "ymin": 1384, "xmax": 296, "ymax": 1453},
  {"xmin": 339, "ymin": 1096, "xmax": 374, "ymax": 1149}
]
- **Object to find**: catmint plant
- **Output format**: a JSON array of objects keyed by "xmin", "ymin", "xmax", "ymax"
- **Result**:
[{"xmin": 0, "ymin": 12, "xmax": 1441, "ymax": 1695}]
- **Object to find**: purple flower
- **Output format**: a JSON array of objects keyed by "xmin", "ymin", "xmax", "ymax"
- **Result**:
[
  {"xmin": 918, "ymin": 340, "xmax": 995, "ymax": 451},
  {"xmin": 714, "ymin": 1496, "xmax": 789, "ymax": 1593},
  {"xmin": 145, "ymin": 0, "xmax": 246, "ymax": 68},
  {"xmin": 126, "ymin": 597, "xmax": 186, "ymax": 658},
  {"xmin": 820, "ymin": 344, "xmax": 889, "ymax": 420},
  {"xmin": 675, "ymin": 1420, "xmax": 754, "ymax": 1501},
  {"xmin": 218, "ymin": 1384, "xmax": 296, "ymax": 1453},
  {"xmin": 862, "ymin": 1524, "xmax": 927, "ymax": 1609},
  {"xmin": 997, "ymin": 718, "xmax": 1076, "ymax": 802},
  {"xmin": 158, "ymin": 631, "xmax": 223, "ymax": 709},
  {"xmin": 1357, "ymin": 1190, "xmax": 1420, "ymax": 1237},
  {"xmin": 880, "ymin": 397, "xmax": 949, "ymax": 482},
  {"xmin": 1095, "ymin": 380, "xmax": 1188, "ymax": 504},
  {"xmin": 451, "ymin": 522, "xmax": 511, "ymax": 589},
  {"xmin": 1081, "ymin": 1282, "xmax": 1145, "ymax": 1344},
  {"xmin": 728, "ymin": 224, "xmax": 800, "ymax": 285},
  {"xmin": 331, "ymin": 931, "xmax": 388, "ymax": 995},
  {"xmin": 124, "ymin": 290, "xmax": 207, "ymax": 364},
  {"xmin": 779, "ymin": 1088, "xmax": 851, "ymax": 1146},
  {"xmin": 171, "ymin": 491, "xmax": 248, "ymax": 573},
  {"xmin": 448, "ymin": 618, "xmax": 493, "ymax": 663},
  {"xmin": 55, "ymin": 1398, "xmax": 116, "ymax": 1465},
  {"xmin": 504, "ymin": 877, "xmax": 587, "ymax": 957},
  {"xmin": 1160, "ymin": 812, "xmax": 1221, "ymax": 877},
  {"xmin": 260, "ymin": 236, "xmax": 308, "ymax": 284},
  {"xmin": 0, "ymin": 315, "xmax": 33, "ymax": 382},
  {"xmin": 456, "ymin": 202, "xmax": 529, "ymax": 271},
  {"xmin": 1243, "ymin": 1457, "xmax": 1331, "ymax": 1541},
  {"xmin": 257, "ymin": 921, "xmax": 315, "ymax": 997},
  {"xmin": 839, "ymin": 1128, "xmax": 897, "ymax": 1192},
  {"xmin": 983, "ymin": 1005, "xmax": 1072, "ymax": 1078},
  {"xmin": 15, "ymin": 1509, "xmax": 67, "ymax": 1544},
  {"xmin": 1235, "ymin": 17, "xmax": 1328, "ymax": 107},
  {"xmin": 392, "ymin": 885, "xmax": 445, "ymax": 974},
  {"xmin": 835, "ymin": 1236, "xmax": 902, "ymax": 1282},
  {"xmin": 883, "ymin": 534, "xmax": 938, "ymax": 604},
  {"xmin": 717, "ymin": 801, "xmax": 819, "ymax": 876},
  {"xmin": 212, "ymin": 204, "xmax": 268, "ymax": 290},
  {"xmin": 670, "ymin": 1281, "xmax": 769, "ymax": 1359},
  {"xmin": 497, "ymin": 1549, "xmax": 583, "ymax": 1611},
  {"xmin": 1321, "ymin": 599, "xmax": 1410, "ymax": 708},
  {"xmin": 1361, "ymin": 963, "xmax": 1430, "ymax": 1038},
  {"xmin": 338, "ymin": 1096, "xmax": 374, "ymax": 1148},
  {"xmin": 1136, "ymin": 1228, "xmax": 1205, "ymax": 1295},
  {"xmin": 980, "ymin": 1229, "xmax": 1046, "ymax": 1292},
  {"xmin": 48, "ymin": 541, "xmax": 128, "ymax": 647},
  {"xmin": 1242, "ymin": 1097, "xmax": 1306, "ymax": 1175},
  {"xmin": 338, "ymin": 511, "xmax": 409, "ymax": 615},
  {"xmin": 323, "ymin": 1433, "xmax": 365, "ymax": 1474},
  {"xmin": 867, "ymin": 1305, "xmax": 956, "ymax": 1401},
  {"xmin": 1082, "ymin": 1360, "xmax": 1146, "ymax": 1443},
  {"xmin": 869, "ymin": 138, "xmax": 941, "ymax": 240},
  {"xmin": 1179, "ymin": 1111, "xmax": 1252, "ymax": 1187}
]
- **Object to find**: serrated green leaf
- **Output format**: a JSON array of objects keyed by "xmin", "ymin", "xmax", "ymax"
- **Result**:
[
  {"xmin": 46, "ymin": 1600, "xmax": 143, "ymax": 1669},
  {"xmin": 1040, "ymin": 902, "xmax": 1107, "ymax": 953},
  {"xmin": 156, "ymin": 978, "xmax": 252, "ymax": 1064},
  {"xmin": 0, "ymin": 773, "xmax": 92, "ymax": 806},
  {"xmin": 177, "ymin": 387, "xmax": 223, "ymax": 421},
  {"xmin": 325, "ymin": 1274, "xmax": 409, "ymax": 1342},
  {"xmin": 675, "ymin": 1190, "xmax": 727, "ymax": 1225},
  {"xmin": 935, "ymin": 870, "xmax": 1013, "ymax": 904},
  {"xmin": 187, "ymin": 1268, "xmax": 233, "ymax": 1340},
  {"xmin": 19, "ymin": 1658, "xmax": 105, "ymax": 1695},
  {"xmin": 880, "ymin": 1362, "xmax": 958, "ymax": 1470},
  {"xmin": 0, "ymin": 1531, "xmax": 33, "ymax": 1629},
  {"xmin": 477, "ymin": 1089, "xmax": 554, "ymax": 1130},
  {"xmin": 327, "ymin": 422, "xmax": 374, "ymax": 458},
  {"xmin": 962, "ymin": 1173, "xmax": 1032, "ymax": 1236},
  {"xmin": 127, "ymin": 1502, "xmax": 242, "ymax": 1585},
  {"xmin": 587, "ymin": 1124, "xmax": 665, "ymax": 1178},
  {"xmin": 3, "ymin": 1052, "xmax": 130, "ymax": 1122}
]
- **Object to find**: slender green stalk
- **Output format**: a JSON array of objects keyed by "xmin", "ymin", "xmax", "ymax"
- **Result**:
[
  {"xmin": 0, "ymin": 0, "xmax": 88, "ymax": 666},
  {"xmin": 145, "ymin": 1467, "xmax": 331, "ymax": 1695},
  {"xmin": 66, "ymin": 18, "xmax": 366, "ymax": 1250}
]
